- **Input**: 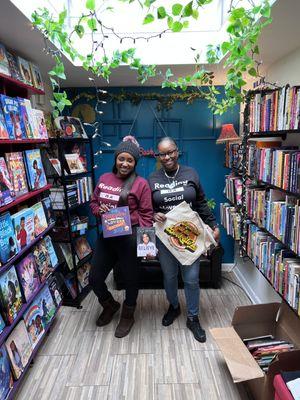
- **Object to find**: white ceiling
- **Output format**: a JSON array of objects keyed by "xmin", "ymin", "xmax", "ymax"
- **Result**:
[{"xmin": 0, "ymin": 0, "xmax": 300, "ymax": 87}]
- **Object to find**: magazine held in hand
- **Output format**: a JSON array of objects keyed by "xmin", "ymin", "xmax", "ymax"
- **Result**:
[
  {"xmin": 101, "ymin": 206, "xmax": 132, "ymax": 238},
  {"xmin": 154, "ymin": 201, "xmax": 217, "ymax": 265},
  {"xmin": 137, "ymin": 227, "xmax": 157, "ymax": 257}
]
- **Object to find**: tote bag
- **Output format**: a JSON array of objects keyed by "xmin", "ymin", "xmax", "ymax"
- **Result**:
[{"xmin": 154, "ymin": 201, "xmax": 217, "ymax": 265}]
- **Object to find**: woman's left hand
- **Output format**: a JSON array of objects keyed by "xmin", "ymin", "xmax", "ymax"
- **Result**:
[{"xmin": 212, "ymin": 227, "xmax": 220, "ymax": 243}]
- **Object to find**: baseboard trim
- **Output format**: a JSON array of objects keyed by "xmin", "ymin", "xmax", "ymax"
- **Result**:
[
  {"xmin": 232, "ymin": 267, "xmax": 261, "ymax": 304},
  {"xmin": 222, "ymin": 263, "xmax": 234, "ymax": 272}
]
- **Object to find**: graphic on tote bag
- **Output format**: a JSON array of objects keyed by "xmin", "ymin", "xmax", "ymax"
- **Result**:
[{"xmin": 164, "ymin": 221, "xmax": 200, "ymax": 253}]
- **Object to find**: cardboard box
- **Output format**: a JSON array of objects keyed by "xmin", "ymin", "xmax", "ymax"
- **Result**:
[{"xmin": 210, "ymin": 302, "xmax": 300, "ymax": 400}]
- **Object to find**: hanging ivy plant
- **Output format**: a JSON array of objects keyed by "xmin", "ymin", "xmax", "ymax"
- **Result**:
[{"xmin": 31, "ymin": 0, "xmax": 272, "ymax": 117}]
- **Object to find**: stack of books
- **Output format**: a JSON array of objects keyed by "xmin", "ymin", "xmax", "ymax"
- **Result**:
[{"xmin": 220, "ymin": 203, "xmax": 241, "ymax": 240}]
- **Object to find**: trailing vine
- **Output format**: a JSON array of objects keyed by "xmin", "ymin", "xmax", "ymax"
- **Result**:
[{"xmin": 31, "ymin": 0, "xmax": 272, "ymax": 117}]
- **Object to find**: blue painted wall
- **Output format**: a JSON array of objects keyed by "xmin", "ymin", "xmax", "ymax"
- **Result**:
[{"xmin": 66, "ymin": 86, "xmax": 239, "ymax": 263}]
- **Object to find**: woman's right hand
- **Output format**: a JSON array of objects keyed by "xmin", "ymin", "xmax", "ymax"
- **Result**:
[
  {"xmin": 154, "ymin": 212, "xmax": 167, "ymax": 223},
  {"xmin": 98, "ymin": 204, "xmax": 111, "ymax": 214}
]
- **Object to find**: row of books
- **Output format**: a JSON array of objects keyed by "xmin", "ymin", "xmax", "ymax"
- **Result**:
[
  {"xmin": 249, "ymin": 86, "xmax": 300, "ymax": 133},
  {"xmin": 224, "ymin": 175, "xmax": 242, "ymax": 206},
  {"xmin": 0, "ymin": 199, "xmax": 53, "ymax": 266},
  {"xmin": 49, "ymin": 177, "xmax": 93, "ymax": 210},
  {"xmin": 0, "ymin": 281, "xmax": 61, "ymax": 398},
  {"xmin": 57, "ymin": 237, "xmax": 92, "ymax": 271},
  {"xmin": 244, "ymin": 335, "xmax": 295, "ymax": 372},
  {"xmin": 247, "ymin": 223, "xmax": 300, "ymax": 315},
  {"xmin": 0, "ymin": 150, "xmax": 48, "ymax": 207},
  {"xmin": 220, "ymin": 203, "xmax": 241, "ymax": 240},
  {"xmin": 246, "ymin": 188, "xmax": 300, "ymax": 255},
  {"xmin": 48, "ymin": 152, "xmax": 87, "ymax": 176},
  {"xmin": 0, "ymin": 42, "xmax": 44, "ymax": 91},
  {"xmin": 225, "ymin": 142, "xmax": 242, "ymax": 170},
  {"xmin": 0, "ymin": 236, "xmax": 58, "ymax": 326},
  {"xmin": 0, "ymin": 95, "xmax": 48, "ymax": 140},
  {"xmin": 247, "ymin": 144, "xmax": 300, "ymax": 193}
]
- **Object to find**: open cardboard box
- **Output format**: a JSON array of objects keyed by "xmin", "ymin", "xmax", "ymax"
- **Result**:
[{"xmin": 210, "ymin": 302, "xmax": 300, "ymax": 400}]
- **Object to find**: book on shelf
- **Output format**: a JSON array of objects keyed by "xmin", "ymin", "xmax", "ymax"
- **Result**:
[
  {"xmin": 0, "ymin": 265, "xmax": 23, "ymax": 325},
  {"xmin": 44, "ymin": 236, "xmax": 58, "ymax": 269},
  {"xmin": 33, "ymin": 239, "xmax": 57, "ymax": 283},
  {"xmin": 58, "ymin": 243, "xmax": 76, "ymax": 270},
  {"xmin": 15, "ymin": 253, "xmax": 40, "ymax": 302},
  {"xmin": 0, "ymin": 95, "xmax": 26, "ymax": 140},
  {"xmin": 64, "ymin": 153, "xmax": 86, "ymax": 174},
  {"xmin": 0, "ymin": 43, "xmax": 10, "ymax": 76},
  {"xmin": 48, "ymin": 274, "xmax": 63, "ymax": 307},
  {"xmin": 64, "ymin": 273, "xmax": 78, "ymax": 299},
  {"xmin": 6, "ymin": 50, "xmax": 22, "ymax": 82},
  {"xmin": 65, "ymin": 142, "xmax": 87, "ymax": 170},
  {"xmin": 0, "ymin": 313, "xmax": 5, "ymax": 333},
  {"xmin": 17, "ymin": 98, "xmax": 35, "ymax": 139},
  {"xmin": 31, "ymin": 202, "xmax": 48, "ymax": 237},
  {"xmin": 48, "ymin": 158, "xmax": 62, "ymax": 176},
  {"xmin": 74, "ymin": 236, "xmax": 92, "ymax": 260},
  {"xmin": 54, "ymin": 116, "xmax": 88, "ymax": 139},
  {"xmin": 11, "ymin": 208, "xmax": 35, "ymax": 250},
  {"xmin": 0, "ymin": 212, "xmax": 19, "ymax": 265},
  {"xmin": 22, "ymin": 98, "xmax": 39, "ymax": 138},
  {"xmin": 41, "ymin": 197, "xmax": 55, "ymax": 225},
  {"xmin": 5, "ymin": 319, "xmax": 32, "ymax": 379},
  {"xmin": 220, "ymin": 203, "xmax": 241, "ymax": 240},
  {"xmin": 0, "ymin": 157, "xmax": 15, "ymax": 206},
  {"xmin": 24, "ymin": 149, "xmax": 47, "ymax": 190},
  {"xmin": 77, "ymin": 262, "xmax": 91, "ymax": 292},
  {"xmin": 29, "ymin": 63, "xmax": 44, "ymax": 92},
  {"xmin": 0, "ymin": 106, "xmax": 9, "ymax": 139},
  {"xmin": 5, "ymin": 152, "xmax": 28, "ymax": 197},
  {"xmin": 32, "ymin": 109, "xmax": 48, "ymax": 139},
  {"xmin": 0, "ymin": 344, "xmax": 14, "ymax": 399},
  {"xmin": 17, "ymin": 56, "xmax": 34, "ymax": 86}
]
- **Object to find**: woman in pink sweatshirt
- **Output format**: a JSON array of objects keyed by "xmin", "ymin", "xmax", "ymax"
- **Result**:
[{"xmin": 89, "ymin": 136, "xmax": 153, "ymax": 338}]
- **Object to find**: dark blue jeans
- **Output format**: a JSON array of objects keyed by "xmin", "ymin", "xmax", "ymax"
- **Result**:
[
  {"xmin": 156, "ymin": 238, "xmax": 200, "ymax": 317},
  {"xmin": 89, "ymin": 227, "xmax": 138, "ymax": 306}
]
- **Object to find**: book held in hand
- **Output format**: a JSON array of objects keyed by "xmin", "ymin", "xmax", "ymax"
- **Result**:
[
  {"xmin": 101, "ymin": 206, "xmax": 132, "ymax": 238},
  {"xmin": 137, "ymin": 227, "xmax": 157, "ymax": 257},
  {"xmin": 0, "ymin": 212, "xmax": 18, "ymax": 265},
  {"xmin": 0, "ymin": 266, "xmax": 23, "ymax": 324}
]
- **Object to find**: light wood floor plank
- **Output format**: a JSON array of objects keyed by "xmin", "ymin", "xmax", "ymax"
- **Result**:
[{"xmin": 61, "ymin": 385, "xmax": 109, "ymax": 400}]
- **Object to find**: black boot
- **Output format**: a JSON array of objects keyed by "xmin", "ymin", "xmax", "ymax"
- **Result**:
[
  {"xmin": 114, "ymin": 303, "xmax": 136, "ymax": 338},
  {"xmin": 96, "ymin": 293, "xmax": 120, "ymax": 327},
  {"xmin": 162, "ymin": 304, "xmax": 181, "ymax": 326},
  {"xmin": 186, "ymin": 316, "xmax": 206, "ymax": 342}
]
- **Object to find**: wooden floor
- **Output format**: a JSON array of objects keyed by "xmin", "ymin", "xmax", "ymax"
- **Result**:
[{"xmin": 15, "ymin": 274, "xmax": 251, "ymax": 400}]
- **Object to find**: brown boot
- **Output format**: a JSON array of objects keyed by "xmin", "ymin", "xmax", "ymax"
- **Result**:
[
  {"xmin": 114, "ymin": 303, "xmax": 136, "ymax": 338},
  {"xmin": 96, "ymin": 294, "xmax": 120, "ymax": 327}
]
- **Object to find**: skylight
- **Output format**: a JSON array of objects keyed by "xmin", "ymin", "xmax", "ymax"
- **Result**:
[{"xmin": 10, "ymin": 0, "xmax": 275, "ymax": 65}]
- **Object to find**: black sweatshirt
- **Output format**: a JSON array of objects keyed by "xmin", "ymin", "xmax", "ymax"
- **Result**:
[{"xmin": 148, "ymin": 165, "xmax": 217, "ymax": 229}]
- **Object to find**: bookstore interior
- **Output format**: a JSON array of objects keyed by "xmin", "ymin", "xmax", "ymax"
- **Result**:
[{"xmin": 0, "ymin": 0, "xmax": 300, "ymax": 399}]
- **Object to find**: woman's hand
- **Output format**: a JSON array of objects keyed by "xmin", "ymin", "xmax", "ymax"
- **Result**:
[
  {"xmin": 154, "ymin": 212, "xmax": 167, "ymax": 223},
  {"xmin": 98, "ymin": 204, "xmax": 111, "ymax": 214}
]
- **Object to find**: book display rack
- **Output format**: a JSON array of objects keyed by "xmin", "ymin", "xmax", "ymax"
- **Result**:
[{"xmin": 221, "ymin": 85, "xmax": 300, "ymax": 319}]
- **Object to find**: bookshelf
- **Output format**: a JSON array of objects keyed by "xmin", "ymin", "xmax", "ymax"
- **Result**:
[
  {"xmin": 46, "ymin": 134, "xmax": 99, "ymax": 308},
  {"xmin": 0, "ymin": 50, "xmax": 62, "ymax": 399},
  {"xmin": 221, "ymin": 85, "xmax": 300, "ymax": 318}
]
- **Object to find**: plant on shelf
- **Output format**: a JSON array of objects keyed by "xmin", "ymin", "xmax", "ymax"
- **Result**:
[{"xmin": 31, "ymin": 0, "xmax": 272, "ymax": 117}]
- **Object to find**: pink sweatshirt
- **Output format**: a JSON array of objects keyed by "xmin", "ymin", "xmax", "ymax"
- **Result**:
[{"xmin": 90, "ymin": 172, "xmax": 153, "ymax": 227}]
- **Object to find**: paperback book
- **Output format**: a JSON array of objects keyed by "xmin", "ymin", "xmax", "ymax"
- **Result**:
[
  {"xmin": 74, "ymin": 236, "xmax": 92, "ymax": 260},
  {"xmin": 41, "ymin": 197, "xmax": 55, "ymax": 225},
  {"xmin": 58, "ymin": 243, "xmax": 75, "ymax": 270},
  {"xmin": 23, "ymin": 294, "xmax": 45, "ymax": 349},
  {"xmin": 77, "ymin": 262, "xmax": 91, "ymax": 291},
  {"xmin": 31, "ymin": 202, "xmax": 48, "ymax": 237},
  {"xmin": 54, "ymin": 116, "xmax": 88, "ymax": 138},
  {"xmin": 30, "ymin": 63, "xmax": 44, "ymax": 91},
  {"xmin": 65, "ymin": 143, "xmax": 87, "ymax": 169},
  {"xmin": 44, "ymin": 236, "xmax": 58, "ymax": 269},
  {"xmin": 33, "ymin": 239, "xmax": 54, "ymax": 282},
  {"xmin": 0, "ymin": 106, "xmax": 9, "ymax": 139},
  {"xmin": 0, "ymin": 95, "xmax": 25, "ymax": 140},
  {"xmin": 0, "ymin": 157, "xmax": 14, "ymax": 206},
  {"xmin": 22, "ymin": 98, "xmax": 38, "ymax": 138},
  {"xmin": 5, "ymin": 320, "xmax": 32, "ymax": 379},
  {"xmin": 17, "ymin": 56, "xmax": 33, "ymax": 86},
  {"xmin": 32, "ymin": 109, "xmax": 48, "ymax": 139},
  {"xmin": 48, "ymin": 275, "xmax": 62, "ymax": 307},
  {"xmin": 11, "ymin": 208, "xmax": 34, "ymax": 249},
  {"xmin": 0, "ymin": 266, "xmax": 23, "ymax": 324},
  {"xmin": 18, "ymin": 97, "xmax": 34, "ymax": 139},
  {"xmin": 6, "ymin": 51, "xmax": 22, "ymax": 81},
  {"xmin": 24, "ymin": 149, "xmax": 47, "ymax": 190},
  {"xmin": 0, "ymin": 345, "xmax": 13, "ymax": 400},
  {"xmin": 65, "ymin": 153, "xmax": 86, "ymax": 174},
  {"xmin": 0, "ymin": 43, "xmax": 10, "ymax": 76},
  {"xmin": 137, "ymin": 227, "xmax": 157, "ymax": 257},
  {"xmin": 64, "ymin": 273, "xmax": 78, "ymax": 299},
  {"xmin": 0, "ymin": 313, "xmax": 5, "ymax": 334},
  {"xmin": 49, "ymin": 158, "xmax": 62, "ymax": 176},
  {"xmin": 35, "ymin": 285, "xmax": 56, "ymax": 327},
  {"xmin": 101, "ymin": 206, "xmax": 132, "ymax": 238},
  {"xmin": 0, "ymin": 212, "xmax": 18, "ymax": 265},
  {"xmin": 5, "ymin": 152, "xmax": 28, "ymax": 197},
  {"xmin": 15, "ymin": 253, "xmax": 40, "ymax": 302}
]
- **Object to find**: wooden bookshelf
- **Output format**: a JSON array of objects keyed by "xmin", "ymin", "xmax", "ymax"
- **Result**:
[{"xmin": 247, "ymin": 175, "xmax": 300, "ymax": 198}]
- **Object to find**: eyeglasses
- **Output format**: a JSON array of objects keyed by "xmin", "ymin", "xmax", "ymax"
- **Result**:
[{"xmin": 155, "ymin": 148, "xmax": 178, "ymax": 159}]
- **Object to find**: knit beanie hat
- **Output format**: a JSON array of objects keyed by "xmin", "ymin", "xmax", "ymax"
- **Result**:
[{"xmin": 114, "ymin": 136, "xmax": 140, "ymax": 163}]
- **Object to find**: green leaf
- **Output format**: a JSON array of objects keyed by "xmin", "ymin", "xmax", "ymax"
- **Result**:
[
  {"xmin": 165, "ymin": 68, "xmax": 173, "ymax": 78},
  {"xmin": 58, "ymin": 9, "xmax": 67, "ymax": 25},
  {"xmin": 50, "ymin": 100, "xmax": 56, "ymax": 107},
  {"xmin": 172, "ymin": 3, "xmax": 183, "ymax": 16},
  {"xmin": 192, "ymin": 9, "xmax": 199, "ymax": 19},
  {"xmin": 143, "ymin": 13, "xmax": 154, "ymax": 24},
  {"xmin": 231, "ymin": 8, "xmax": 245, "ymax": 19},
  {"xmin": 221, "ymin": 41, "xmax": 230, "ymax": 54},
  {"xmin": 87, "ymin": 17, "xmax": 97, "ymax": 31},
  {"xmin": 157, "ymin": 6, "xmax": 167, "ymax": 19},
  {"xmin": 167, "ymin": 16, "xmax": 173, "ymax": 29},
  {"xmin": 248, "ymin": 67, "xmax": 257, "ymax": 77},
  {"xmin": 183, "ymin": 1, "xmax": 193, "ymax": 17},
  {"xmin": 75, "ymin": 24, "xmax": 85, "ymax": 38},
  {"xmin": 261, "ymin": 5, "xmax": 271, "ymax": 18},
  {"xmin": 86, "ymin": 0, "xmax": 95, "ymax": 11},
  {"xmin": 64, "ymin": 99, "xmax": 72, "ymax": 106},
  {"xmin": 183, "ymin": 20, "xmax": 189, "ymax": 28},
  {"xmin": 172, "ymin": 21, "xmax": 183, "ymax": 32},
  {"xmin": 144, "ymin": 0, "xmax": 156, "ymax": 6}
]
